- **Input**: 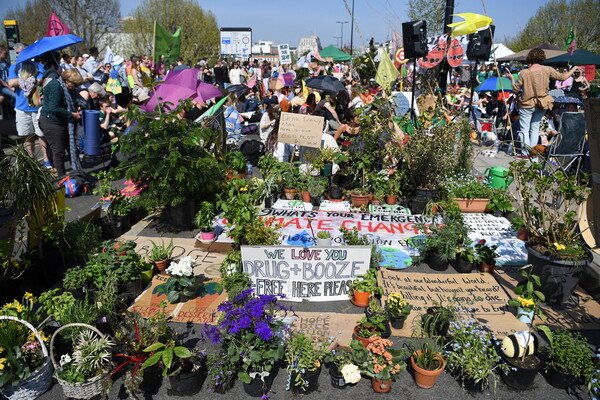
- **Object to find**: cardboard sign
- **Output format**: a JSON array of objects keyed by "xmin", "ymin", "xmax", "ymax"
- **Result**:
[
  {"xmin": 495, "ymin": 266, "xmax": 600, "ymax": 330},
  {"xmin": 290, "ymin": 311, "xmax": 362, "ymax": 346},
  {"xmin": 379, "ymin": 269, "xmax": 527, "ymax": 338},
  {"xmin": 278, "ymin": 112, "xmax": 324, "ymax": 148},
  {"xmin": 241, "ymin": 245, "xmax": 371, "ymax": 302}
]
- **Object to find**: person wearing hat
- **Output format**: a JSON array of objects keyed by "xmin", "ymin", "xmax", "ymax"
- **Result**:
[{"xmin": 111, "ymin": 55, "xmax": 131, "ymax": 108}]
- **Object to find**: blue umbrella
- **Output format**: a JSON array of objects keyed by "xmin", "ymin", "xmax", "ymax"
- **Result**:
[
  {"xmin": 475, "ymin": 77, "xmax": 513, "ymax": 92},
  {"xmin": 17, "ymin": 34, "xmax": 84, "ymax": 63}
]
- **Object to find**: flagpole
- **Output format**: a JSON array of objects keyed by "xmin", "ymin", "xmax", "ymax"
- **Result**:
[
  {"xmin": 153, "ymin": 20, "xmax": 156, "ymax": 65},
  {"xmin": 400, "ymin": 64, "xmax": 404, "ymax": 91}
]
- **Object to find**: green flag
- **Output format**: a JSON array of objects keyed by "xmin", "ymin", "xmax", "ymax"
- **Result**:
[
  {"xmin": 375, "ymin": 50, "xmax": 399, "ymax": 91},
  {"xmin": 564, "ymin": 26, "xmax": 577, "ymax": 54},
  {"xmin": 154, "ymin": 22, "xmax": 181, "ymax": 64}
]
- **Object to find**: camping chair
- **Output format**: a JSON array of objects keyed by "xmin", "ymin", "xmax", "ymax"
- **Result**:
[
  {"xmin": 477, "ymin": 117, "xmax": 497, "ymax": 144},
  {"xmin": 543, "ymin": 111, "xmax": 588, "ymax": 177}
]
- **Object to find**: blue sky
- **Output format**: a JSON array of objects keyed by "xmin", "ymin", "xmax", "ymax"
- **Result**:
[{"xmin": 1, "ymin": 0, "xmax": 550, "ymax": 49}]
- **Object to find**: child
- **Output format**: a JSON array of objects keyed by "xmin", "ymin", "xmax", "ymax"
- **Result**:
[{"xmin": 98, "ymin": 98, "xmax": 123, "ymax": 143}]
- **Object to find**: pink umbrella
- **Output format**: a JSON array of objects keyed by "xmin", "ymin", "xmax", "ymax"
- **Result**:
[{"xmin": 142, "ymin": 68, "xmax": 223, "ymax": 112}]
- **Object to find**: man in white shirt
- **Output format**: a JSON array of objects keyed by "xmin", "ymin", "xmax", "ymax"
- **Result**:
[
  {"xmin": 83, "ymin": 47, "xmax": 103, "ymax": 82},
  {"xmin": 75, "ymin": 55, "xmax": 95, "ymax": 89}
]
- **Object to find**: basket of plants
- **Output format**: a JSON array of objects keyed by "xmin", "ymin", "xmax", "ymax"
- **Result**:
[
  {"xmin": 0, "ymin": 315, "xmax": 54, "ymax": 400},
  {"xmin": 49, "ymin": 323, "xmax": 114, "ymax": 399}
]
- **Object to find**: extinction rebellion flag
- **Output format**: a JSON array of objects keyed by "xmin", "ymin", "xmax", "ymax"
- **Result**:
[{"xmin": 154, "ymin": 22, "xmax": 181, "ymax": 64}]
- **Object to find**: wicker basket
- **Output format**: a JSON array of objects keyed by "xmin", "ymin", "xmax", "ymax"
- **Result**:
[
  {"xmin": 0, "ymin": 315, "xmax": 54, "ymax": 400},
  {"xmin": 50, "ymin": 323, "xmax": 112, "ymax": 399}
]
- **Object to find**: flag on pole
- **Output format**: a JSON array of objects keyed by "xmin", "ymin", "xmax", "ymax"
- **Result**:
[
  {"xmin": 103, "ymin": 46, "xmax": 115, "ymax": 65},
  {"xmin": 391, "ymin": 31, "xmax": 403, "ymax": 51},
  {"xmin": 154, "ymin": 22, "xmax": 181, "ymax": 64},
  {"xmin": 313, "ymin": 50, "xmax": 326, "ymax": 62},
  {"xmin": 564, "ymin": 26, "xmax": 577, "ymax": 55},
  {"xmin": 375, "ymin": 50, "xmax": 399, "ymax": 91},
  {"xmin": 46, "ymin": 13, "xmax": 71, "ymax": 37}
]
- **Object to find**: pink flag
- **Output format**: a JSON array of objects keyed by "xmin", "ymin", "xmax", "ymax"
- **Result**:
[
  {"xmin": 313, "ymin": 50, "xmax": 326, "ymax": 62},
  {"xmin": 46, "ymin": 13, "xmax": 71, "ymax": 37},
  {"xmin": 245, "ymin": 75, "xmax": 257, "ymax": 89},
  {"xmin": 568, "ymin": 28, "xmax": 577, "ymax": 55}
]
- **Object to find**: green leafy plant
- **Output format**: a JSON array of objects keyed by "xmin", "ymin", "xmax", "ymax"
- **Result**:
[
  {"xmin": 193, "ymin": 201, "xmax": 216, "ymax": 232},
  {"xmin": 442, "ymin": 173, "xmax": 493, "ymax": 199},
  {"xmin": 218, "ymin": 178, "xmax": 259, "ymax": 245},
  {"xmin": 416, "ymin": 219, "xmax": 470, "ymax": 263},
  {"xmin": 420, "ymin": 301, "xmax": 457, "ymax": 338},
  {"xmin": 350, "ymin": 268, "xmax": 382, "ymax": 295},
  {"xmin": 147, "ymin": 239, "xmax": 174, "ymax": 262},
  {"xmin": 226, "ymin": 150, "xmax": 248, "ymax": 173},
  {"xmin": 543, "ymin": 328, "xmax": 594, "ymax": 379},
  {"xmin": 245, "ymin": 219, "xmax": 281, "ymax": 246},
  {"xmin": 141, "ymin": 340, "xmax": 192, "ymax": 377},
  {"xmin": 487, "ymin": 189, "xmax": 515, "ymax": 213},
  {"xmin": 286, "ymin": 332, "xmax": 332, "ymax": 390},
  {"xmin": 354, "ymin": 313, "xmax": 387, "ymax": 339},
  {"xmin": 509, "ymin": 160, "xmax": 590, "ymax": 260},
  {"xmin": 507, "ymin": 265, "xmax": 546, "ymax": 316},
  {"xmin": 219, "ymin": 250, "xmax": 251, "ymax": 301},
  {"xmin": 317, "ymin": 230, "xmax": 331, "ymax": 239},
  {"xmin": 474, "ymin": 239, "xmax": 499, "ymax": 265},
  {"xmin": 56, "ymin": 330, "xmax": 114, "ymax": 385},
  {"xmin": 60, "ymin": 220, "xmax": 102, "ymax": 266},
  {"xmin": 409, "ymin": 340, "xmax": 444, "ymax": 371},
  {"xmin": 38, "ymin": 289, "xmax": 76, "ymax": 322}
]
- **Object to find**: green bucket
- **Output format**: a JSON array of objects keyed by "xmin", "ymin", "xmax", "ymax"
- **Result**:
[{"xmin": 484, "ymin": 166, "xmax": 513, "ymax": 190}]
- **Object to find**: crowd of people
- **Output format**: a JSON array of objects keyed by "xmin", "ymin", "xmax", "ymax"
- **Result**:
[{"xmin": 0, "ymin": 41, "xmax": 592, "ymax": 178}]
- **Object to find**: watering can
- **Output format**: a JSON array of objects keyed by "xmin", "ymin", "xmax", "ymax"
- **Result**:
[{"xmin": 484, "ymin": 166, "xmax": 513, "ymax": 190}]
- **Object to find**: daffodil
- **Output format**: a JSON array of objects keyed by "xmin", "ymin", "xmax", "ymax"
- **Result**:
[{"xmin": 553, "ymin": 242, "xmax": 566, "ymax": 251}]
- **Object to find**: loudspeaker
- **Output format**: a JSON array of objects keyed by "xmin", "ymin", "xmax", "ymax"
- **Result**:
[
  {"xmin": 467, "ymin": 25, "xmax": 495, "ymax": 61},
  {"xmin": 402, "ymin": 20, "xmax": 428, "ymax": 59}
]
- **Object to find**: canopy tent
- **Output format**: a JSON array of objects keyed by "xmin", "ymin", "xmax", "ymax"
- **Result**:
[
  {"xmin": 318, "ymin": 45, "xmax": 352, "ymax": 61},
  {"xmin": 543, "ymin": 49, "xmax": 600, "ymax": 66},
  {"xmin": 496, "ymin": 43, "xmax": 566, "ymax": 62},
  {"xmin": 489, "ymin": 43, "xmax": 514, "ymax": 61}
]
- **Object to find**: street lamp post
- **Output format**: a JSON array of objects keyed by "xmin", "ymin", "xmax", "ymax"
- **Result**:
[
  {"xmin": 334, "ymin": 36, "xmax": 341, "ymax": 48},
  {"xmin": 336, "ymin": 20, "xmax": 349, "ymax": 49}
]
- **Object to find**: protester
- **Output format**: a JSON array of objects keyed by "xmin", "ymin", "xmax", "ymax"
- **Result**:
[
  {"xmin": 506, "ymin": 48, "xmax": 578, "ymax": 157},
  {"xmin": 83, "ymin": 47, "xmax": 103, "ymax": 82},
  {"xmin": 0, "ymin": 46, "xmax": 16, "ymax": 105},
  {"xmin": 569, "ymin": 68, "xmax": 590, "ymax": 99},
  {"xmin": 74, "ymin": 55, "xmax": 94, "ymax": 89}
]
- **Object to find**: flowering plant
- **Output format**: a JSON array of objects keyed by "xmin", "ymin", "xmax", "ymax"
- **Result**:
[
  {"xmin": 203, "ymin": 289, "xmax": 288, "ymax": 385},
  {"xmin": 444, "ymin": 308, "xmax": 506, "ymax": 389},
  {"xmin": 57, "ymin": 330, "xmax": 114, "ymax": 384},
  {"xmin": 507, "ymin": 265, "xmax": 545, "ymax": 316},
  {"xmin": 324, "ymin": 346, "xmax": 361, "ymax": 384},
  {"xmin": 350, "ymin": 336, "xmax": 405, "ymax": 382},
  {"xmin": 474, "ymin": 239, "xmax": 498, "ymax": 265},
  {"xmin": 509, "ymin": 160, "xmax": 590, "ymax": 260},
  {"xmin": 205, "ymin": 349, "xmax": 237, "ymax": 393},
  {"xmin": 286, "ymin": 332, "xmax": 332, "ymax": 391},
  {"xmin": 385, "ymin": 293, "xmax": 413, "ymax": 319},
  {"xmin": 163, "ymin": 256, "xmax": 197, "ymax": 303},
  {"xmin": 442, "ymin": 173, "xmax": 493, "ymax": 199}
]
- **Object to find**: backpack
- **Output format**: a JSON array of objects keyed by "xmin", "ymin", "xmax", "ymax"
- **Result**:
[
  {"xmin": 239, "ymin": 134, "xmax": 265, "ymax": 167},
  {"xmin": 58, "ymin": 172, "xmax": 89, "ymax": 197}
]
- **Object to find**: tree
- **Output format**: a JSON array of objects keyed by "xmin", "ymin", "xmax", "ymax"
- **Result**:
[
  {"xmin": 4, "ymin": 0, "xmax": 120, "ymax": 53},
  {"xmin": 123, "ymin": 0, "xmax": 220, "ymax": 64},
  {"xmin": 407, "ymin": 0, "xmax": 446, "ymax": 36},
  {"xmin": 506, "ymin": 0, "xmax": 600, "ymax": 53}
]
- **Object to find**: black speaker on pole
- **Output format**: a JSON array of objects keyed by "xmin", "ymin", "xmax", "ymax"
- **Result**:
[
  {"xmin": 402, "ymin": 20, "xmax": 428, "ymax": 59},
  {"xmin": 467, "ymin": 25, "xmax": 495, "ymax": 61}
]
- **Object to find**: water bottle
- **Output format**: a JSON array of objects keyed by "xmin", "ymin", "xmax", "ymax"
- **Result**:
[{"xmin": 247, "ymin": 161, "xmax": 253, "ymax": 175}]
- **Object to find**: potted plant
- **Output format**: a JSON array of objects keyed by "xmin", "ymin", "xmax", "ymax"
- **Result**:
[
  {"xmin": 141, "ymin": 340, "xmax": 205, "ymax": 396},
  {"xmin": 352, "ymin": 312, "xmax": 388, "ymax": 347},
  {"xmin": 285, "ymin": 332, "xmax": 331, "ymax": 394},
  {"xmin": 218, "ymin": 250, "xmax": 251, "ymax": 301},
  {"xmin": 245, "ymin": 219, "xmax": 281, "ymax": 246},
  {"xmin": 114, "ymin": 102, "xmax": 223, "ymax": 230},
  {"xmin": 350, "ymin": 336, "xmax": 406, "ymax": 393},
  {"xmin": 324, "ymin": 346, "xmax": 361, "ymax": 389},
  {"xmin": 420, "ymin": 301, "xmax": 456, "ymax": 338},
  {"xmin": 203, "ymin": 289, "xmax": 288, "ymax": 397},
  {"xmin": 205, "ymin": 349, "xmax": 237, "ymax": 394},
  {"xmin": 385, "ymin": 169, "xmax": 403, "ymax": 205},
  {"xmin": 507, "ymin": 265, "xmax": 546, "ymax": 324},
  {"xmin": 385, "ymin": 292, "xmax": 413, "ymax": 329},
  {"xmin": 51, "ymin": 325, "xmax": 114, "ymax": 399},
  {"xmin": 452, "ymin": 239, "xmax": 476, "ymax": 273},
  {"xmin": 59, "ymin": 220, "xmax": 102, "ymax": 268},
  {"xmin": 349, "ymin": 268, "xmax": 382, "ymax": 307},
  {"xmin": 365, "ymin": 299, "xmax": 391, "ymax": 338},
  {"xmin": 316, "ymin": 230, "xmax": 332, "ymax": 246},
  {"xmin": 225, "ymin": 150, "xmax": 249, "ymax": 180},
  {"xmin": 509, "ymin": 160, "xmax": 593, "ymax": 306},
  {"xmin": 444, "ymin": 307, "xmax": 506, "ymax": 392},
  {"xmin": 511, "ymin": 216, "xmax": 528, "ymax": 241},
  {"xmin": 218, "ymin": 177, "xmax": 260, "ymax": 246},
  {"xmin": 161, "ymin": 256, "xmax": 197, "ymax": 304},
  {"xmin": 368, "ymin": 170, "xmax": 389, "ymax": 204},
  {"xmin": 416, "ymin": 219, "xmax": 470, "ymax": 271},
  {"xmin": 297, "ymin": 173, "xmax": 311, "ymax": 203},
  {"xmin": 408, "ymin": 340, "xmax": 446, "ymax": 389},
  {"xmin": 193, "ymin": 201, "xmax": 217, "ymax": 243},
  {"xmin": 92, "ymin": 170, "xmax": 122, "ymax": 240},
  {"xmin": 442, "ymin": 173, "xmax": 493, "ymax": 212},
  {"xmin": 307, "ymin": 176, "xmax": 327, "ymax": 207},
  {"xmin": 474, "ymin": 239, "xmax": 499, "ymax": 273},
  {"xmin": 487, "ymin": 189, "xmax": 515, "ymax": 217},
  {"xmin": 542, "ymin": 328, "xmax": 594, "ymax": 389},
  {"xmin": 281, "ymin": 163, "xmax": 301, "ymax": 200},
  {"xmin": 147, "ymin": 239, "xmax": 174, "ymax": 273}
]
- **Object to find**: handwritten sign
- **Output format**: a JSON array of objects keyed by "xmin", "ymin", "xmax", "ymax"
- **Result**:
[
  {"xmin": 368, "ymin": 204, "xmax": 411, "ymax": 215},
  {"xmin": 291, "ymin": 311, "xmax": 361, "ymax": 346},
  {"xmin": 278, "ymin": 112, "xmax": 324, "ymax": 148},
  {"xmin": 241, "ymin": 245, "xmax": 371, "ymax": 302},
  {"xmin": 278, "ymin": 44, "xmax": 291, "ymax": 65},
  {"xmin": 379, "ymin": 270, "xmax": 527, "ymax": 338}
]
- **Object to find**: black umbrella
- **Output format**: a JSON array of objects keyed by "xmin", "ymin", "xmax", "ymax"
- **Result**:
[
  {"xmin": 225, "ymin": 84, "xmax": 248, "ymax": 97},
  {"xmin": 305, "ymin": 76, "xmax": 346, "ymax": 93}
]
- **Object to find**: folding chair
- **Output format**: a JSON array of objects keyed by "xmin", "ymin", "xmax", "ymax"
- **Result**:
[{"xmin": 543, "ymin": 111, "xmax": 588, "ymax": 177}]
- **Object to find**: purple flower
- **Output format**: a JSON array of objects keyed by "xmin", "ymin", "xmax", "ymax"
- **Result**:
[
  {"xmin": 237, "ymin": 315, "xmax": 252, "ymax": 329},
  {"xmin": 254, "ymin": 320, "xmax": 272, "ymax": 341}
]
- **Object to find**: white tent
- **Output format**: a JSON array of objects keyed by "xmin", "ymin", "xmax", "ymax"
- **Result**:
[{"xmin": 490, "ymin": 43, "xmax": 514, "ymax": 61}]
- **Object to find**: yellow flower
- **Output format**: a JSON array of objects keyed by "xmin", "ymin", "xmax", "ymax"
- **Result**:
[
  {"xmin": 0, "ymin": 347, "xmax": 4, "ymax": 353},
  {"xmin": 553, "ymin": 242, "xmax": 566, "ymax": 251},
  {"xmin": 16, "ymin": 305, "xmax": 23, "ymax": 313},
  {"xmin": 0, "ymin": 358, "xmax": 6, "ymax": 370},
  {"xmin": 24, "ymin": 292, "xmax": 33, "ymax": 300},
  {"xmin": 240, "ymin": 186, "xmax": 248, "ymax": 192},
  {"xmin": 518, "ymin": 296, "xmax": 535, "ymax": 308}
]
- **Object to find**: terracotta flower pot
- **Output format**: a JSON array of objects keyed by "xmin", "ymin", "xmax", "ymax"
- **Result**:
[
  {"xmin": 454, "ymin": 198, "xmax": 490, "ymax": 213},
  {"xmin": 350, "ymin": 193, "xmax": 370, "ymax": 207},
  {"xmin": 150, "ymin": 258, "xmax": 170, "ymax": 274},
  {"xmin": 385, "ymin": 195, "xmax": 398, "ymax": 205},
  {"xmin": 352, "ymin": 326, "xmax": 375, "ymax": 347},
  {"xmin": 284, "ymin": 188, "xmax": 296, "ymax": 200},
  {"xmin": 479, "ymin": 264, "xmax": 495, "ymax": 273},
  {"xmin": 517, "ymin": 228, "xmax": 528, "ymax": 241},
  {"xmin": 410, "ymin": 351, "xmax": 445, "ymax": 389},
  {"xmin": 301, "ymin": 191, "xmax": 311, "ymax": 203},
  {"xmin": 371, "ymin": 377, "xmax": 392, "ymax": 393},
  {"xmin": 350, "ymin": 290, "xmax": 371, "ymax": 307}
]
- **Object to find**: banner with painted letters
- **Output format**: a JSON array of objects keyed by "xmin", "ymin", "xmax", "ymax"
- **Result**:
[{"xmin": 241, "ymin": 245, "xmax": 371, "ymax": 302}]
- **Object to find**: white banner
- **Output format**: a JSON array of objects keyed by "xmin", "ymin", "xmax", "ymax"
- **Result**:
[
  {"xmin": 278, "ymin": 43, "xmax": 291, "ymax": 65},
  {"xmin": 241, "ymin": 245, "xmax": 371, "ymax": 302}
]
